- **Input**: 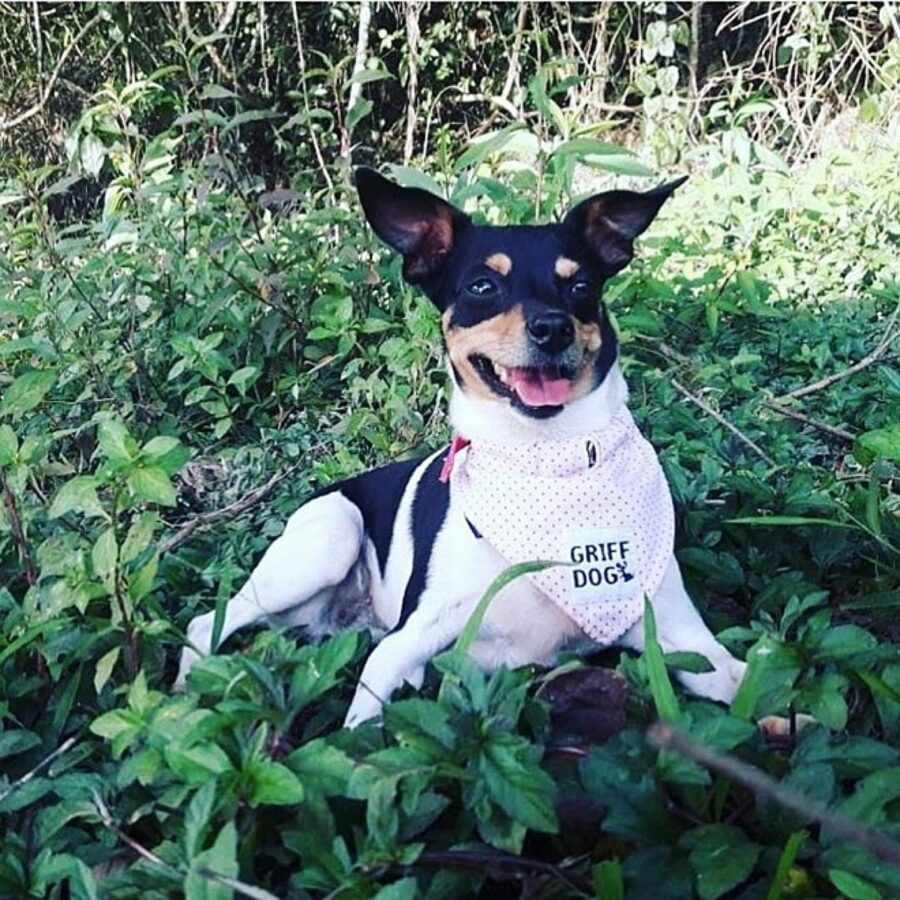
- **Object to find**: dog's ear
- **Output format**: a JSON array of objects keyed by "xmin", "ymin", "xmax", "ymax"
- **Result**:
[
  {"xmin": 355, "ymin": 167, "xmax": 469, "ymax": 283},
  {"xmin": 562, "ymin": 176, "xmax": 687, "ymax": 276}
]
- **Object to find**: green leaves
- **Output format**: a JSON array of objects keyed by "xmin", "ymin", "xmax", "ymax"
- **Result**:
[
  {"xmin": 184, "ymin": 822, "xmax": 238, "ymax": 900},
  {"xmin": 1, "ymin": 19, "xmax": 899, "ymax": 898},
  {"xmin": 854, "ymin": 424, "xmax": 900, "ymax": 465},
  {"xmin": 97, "ymin": 419, "xmax": 138, "ymax": 465},
  {"xmin": 681, "ymin": 824, "xmax": 761, "ymax": 899},
  {"xmin": 127, "ymin": 465, "xmax": 177, "ymax": 506},
  {"xmin": 478, "ymin": 733, "xmax": 557, "ymax": 834},
  {"xmin": 0, "ymin": 369, "xmax": 56, "ymax": 418},
  {"xmin": 243, "ymin": 758, "xmax": 304, "ymax": 807},
  {"xmin": 49, "ymin": 476, "xmax": 108, "ymax": 520}
]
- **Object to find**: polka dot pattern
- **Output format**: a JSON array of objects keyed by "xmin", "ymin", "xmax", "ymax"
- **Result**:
[{"xmin": 450, "ymin": 409, "xmax": 675, "ymax": 644}]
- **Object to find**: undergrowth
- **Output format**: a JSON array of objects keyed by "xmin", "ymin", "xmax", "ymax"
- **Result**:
[{"xmin": 1, "ymin": 49, "xmax": 899, "ymax": 900}]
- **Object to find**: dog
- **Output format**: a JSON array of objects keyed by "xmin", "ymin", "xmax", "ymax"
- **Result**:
[{"xmin": 175, "ymin": 167, "xmax": 748, "ymax": 727}]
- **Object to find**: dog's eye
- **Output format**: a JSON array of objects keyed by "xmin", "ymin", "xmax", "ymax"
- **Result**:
[
  {"xmin": 467, "ymin": 277, "xmax": 498, "ymax": 297},
  {"xmin": 570, "ymin": 280, "xmax": 593, "ymax": 297}
]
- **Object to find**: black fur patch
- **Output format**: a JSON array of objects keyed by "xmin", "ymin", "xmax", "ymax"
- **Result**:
[
  {"xmin": 332, "ymin": 456, "xmax": 425, "ymax": 574},
  {"xmin": 395, "ymin": 453, "xmax": 450, "ymax": 630}
]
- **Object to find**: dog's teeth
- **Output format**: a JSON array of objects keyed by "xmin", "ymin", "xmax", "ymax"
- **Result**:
[{"xmin": 495, "ymin": 364, "xmax": 508, "ymax": 383}]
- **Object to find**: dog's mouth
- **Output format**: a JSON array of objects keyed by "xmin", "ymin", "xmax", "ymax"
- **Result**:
[{"xmin": 471, "ymin": 354, "xmax": 578, "ymax": 410}]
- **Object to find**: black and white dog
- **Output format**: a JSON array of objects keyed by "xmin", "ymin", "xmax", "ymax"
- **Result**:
[{"xmin": 176, "ymin": 168, "xmax": 747, "ymax": 727}]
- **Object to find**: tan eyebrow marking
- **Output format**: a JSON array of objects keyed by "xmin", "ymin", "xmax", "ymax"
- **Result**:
[
  {"xmin": 554, "ymin": 257, "xmax": 581, "ymax": 279},
  {"xmin": 485, "ymin": 252, "xmax": 512, "ymax": 276}
]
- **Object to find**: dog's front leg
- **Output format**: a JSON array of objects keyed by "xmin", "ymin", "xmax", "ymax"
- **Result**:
[
  {"xmin": 344, "ymin": 594, "xmax": 475, "ymax": 727},
  {"xmin": 621, "ymin": 557, "xmax": 747, "ymax": 704}
]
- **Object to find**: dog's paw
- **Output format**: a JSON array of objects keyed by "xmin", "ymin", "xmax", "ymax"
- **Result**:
[
  {"xmin": 758, "ymin": 713, "xmax": 817, "ymax": 746},
  {"xmin": 173, "ymin": 648, "xmax": 201, "ymax": 692},
  {"xmin": 343, "ymin": 686, "xmax": 384, "ymax": 729}
]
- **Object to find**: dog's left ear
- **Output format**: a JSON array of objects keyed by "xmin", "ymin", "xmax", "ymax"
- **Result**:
[
  {"xmin": 563, "ymin": 176, "xmax": 687, "ymax": 276},
  {"xmin": 355, "ymin": 167, "xmax": 469, "ymax": 284}
]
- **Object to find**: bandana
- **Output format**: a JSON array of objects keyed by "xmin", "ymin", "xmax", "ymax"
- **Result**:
[{"xmin": 444, "ymin": 408, "xmax": 675, "ymax": 644}]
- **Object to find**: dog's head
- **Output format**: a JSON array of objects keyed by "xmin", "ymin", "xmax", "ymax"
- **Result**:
[{"xmin": 356, "ymin": 168, "xmax": 683, "ymax": 421}]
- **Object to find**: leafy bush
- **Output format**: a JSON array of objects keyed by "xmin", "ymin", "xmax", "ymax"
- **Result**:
[{"xmin": 1, "ymin": 9, "xmax": 899, "ymax": 898}]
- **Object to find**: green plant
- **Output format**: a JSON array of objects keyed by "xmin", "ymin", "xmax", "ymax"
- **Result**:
[{"xmin": 1, "ymin": 7, "xmax": 898, "ymax": 896}]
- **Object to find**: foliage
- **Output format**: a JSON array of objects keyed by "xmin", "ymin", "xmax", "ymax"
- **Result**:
[{"xmin": 1, "ymin": 3, "xmax": 899, "ymax": 898}]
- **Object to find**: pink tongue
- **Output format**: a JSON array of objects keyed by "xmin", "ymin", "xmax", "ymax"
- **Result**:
[{"xmin": 506, "ymin": 367, "xmax": 572, "ymax": 407}]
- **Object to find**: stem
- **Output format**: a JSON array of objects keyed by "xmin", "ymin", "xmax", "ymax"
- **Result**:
[
  {"xmin": 111, "ymin": 490, "xmax": 138, "ymax": 678},
  {"xmin": 649, "ymin": 724, "xmax": 900, "ymax": 866},
  {"xmin": 341, "ymin": 0, "xmax": 372, "ymax": 162},
  {"xmin": 0, "ymin": 14, "xmax": 101, "ymax": 132},
  {"xmin": 290, "ymin": 0, "xmax": 335, "ymax": 196},
  {"xmin": 403, "ymin": 0, "xmax": 421, "ymax": 164},
  {"xmin": 1, "ymin": 472, "xmax": 37, "ymax": 586}
]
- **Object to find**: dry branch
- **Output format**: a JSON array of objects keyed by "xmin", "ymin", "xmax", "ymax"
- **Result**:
[
  {"xmin": 161, "ymin": 464, "xmax": 300, "ymax": 555},
  {"xmin": 781, "ymin": 346, "xmax": 898, "ymax": 400},
  {"xmin": 672, "ymin": 379, "xmax": 775, "ymax": 465},
  {"xmin": 92, "ymin": 792, "xmax": 281, "ymax": 900},
  {"xmin": 762, "ymin": 400, "xmax": 856, "ymax": 443},
  {"xmin": 649, "ymin": 723, "xmax": 900, "ymax": 866},
  {"xmin": 0, "ymin": 736, "xmax": 78, "ymax": 806},
  {"xmin": 0, "ymin": 14, "xmax": 100, "ymax": 132}
]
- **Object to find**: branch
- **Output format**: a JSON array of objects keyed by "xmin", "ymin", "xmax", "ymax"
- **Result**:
[
  {"xmin": 779, "ymin": 301, "xmax": 900, "ymax": 401},
  {"xmin": 648, "ymin": 723, "xmax": 900, "ymax": 866},
  {"xmin": 341, "ymin": 0, "xmax": 372, "ymax": 160},
  {"xmin": 290, "ymin": 0, "xmax": 335, "ymax": 195},
  {"xmin": 178, "ymin": 0, "xmax": 243, "ymax": 92},
  {"xmin": 161, "ymin": 464, "xmax": 300, "ymax": 555},
  {"xmin": 414, "ymin": 850, "xmax": 592, "ymax": 894},
  {"xmin": 0, "ymin": 736, "xmax": 78, "ymax": 805},
  {"xmin": 0, "ymin": 14, "xmax": 101, "ymax": 132},
  {"xmin": 455, "ymin": 92, "xmax": 520, "ymax": 118},
  {"xmin": 92, "ymin": 792, "xmax": 281, "ymax": 900},
  {"xmin": 672, "ymin": 379, "xmax": 775, "ymax": 465},
  {"xmin": 403, "ymin": 0, "xmax": 421, "ymax": 164},
  {"xmin": 762, "ymin": 399, "xmax": 856, "ymax": 443},
  {"xmin": 499, "ymin": 2, "xmax": 529, "ymax": 106},
  {"xmin": 1, "ymin": 471, "xmax": 37, "ymax": 586}
]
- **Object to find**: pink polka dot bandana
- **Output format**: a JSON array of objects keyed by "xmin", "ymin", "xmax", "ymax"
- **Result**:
[{"xmin": 447, "ymin": 409, "xmax": 675, "ymax": 644}]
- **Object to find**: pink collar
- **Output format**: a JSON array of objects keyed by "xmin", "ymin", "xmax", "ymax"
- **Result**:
[{"xmin": 439, "ymin": 434, "xmax": 470, "ymax": 483}]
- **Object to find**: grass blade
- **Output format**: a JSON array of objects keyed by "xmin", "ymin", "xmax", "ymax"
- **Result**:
[
  {"xmin": 642, "ymin": 597, "xmax": 680, "ymax": 722},
  {"xmin": 453, "ymin": 560, "xmax": 561, "ymax": 657}
]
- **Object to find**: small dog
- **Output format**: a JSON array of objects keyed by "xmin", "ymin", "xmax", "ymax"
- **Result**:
[{"xmin": 176, "ymin": 168, "xmax": 748, "ymax": 727}]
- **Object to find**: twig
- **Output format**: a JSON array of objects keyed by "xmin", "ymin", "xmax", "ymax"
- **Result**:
[
  {"xmin": 455, "ymin": 92, "xmax": 520, "ymax": 118},
  {"xmin": 0, "ymin": 14, "xmax": 101, "ymax": 131},
  {"xmin": 403, "ymin": 0, "xmax": 421, "ymax": 164},
  {"xmin": 341, "ymin": 0, "xmax": 372, "ymax": 161},
  {"xmin": 648, "ymin": 724, "xmax": 900, "ymax": 866},
  {"xmin": 779, "ymin": 302, "xmax": 900, "ymax": 401},
  {"xmin": 672, "ymin": 379, "xmax": 775, "ymax": 465},
  {"xmin": 636, "ymin": 336, "xmax": 692, "ymax": 367},
  {"xmin": 762, "ymin": 400, "xmax": 856, "ymax": 443},
  {"xmin": 178, "ymin": 0, "xmax": 243, "ymax": 92},
  {"xmin": 499, "ymin": 2, "xmax": 529, "ymax": 107},
  {"xmin": 161, "ymin": 465, "xmax": 300, "ymax": 554},
  {"xmin": 414, "ymin": 849, "xmax": 592, "ymax": 894},
  {"xmin": 0, "ymin": 471, "xmax": 37, "ymax": 586},
  {"xmin": 92, "ymin": 792, "xmax": 282, "ymax": 900},
  {"xmin": 290, "ymin": 0, "xmax": 335, "ymax": 196},
  {"xmin": 0, "ymin": 735, "xmax": 78, "ymax": 805},
  {"xmin": 32, "ymin": 0, "xmax": 42, "ymax": 81}
]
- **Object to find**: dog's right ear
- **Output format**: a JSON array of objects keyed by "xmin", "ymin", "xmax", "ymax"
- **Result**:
[{"xmin": 355, "ymin": 168, "xmax": 469, "ymax": 284}]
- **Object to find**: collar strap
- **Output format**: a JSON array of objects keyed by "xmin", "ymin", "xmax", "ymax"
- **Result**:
[{"xmin": 439, "ymin": 434, "xmax": 470, "ymax": 483}]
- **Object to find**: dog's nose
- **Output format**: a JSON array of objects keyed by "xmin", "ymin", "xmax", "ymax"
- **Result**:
[{"xmin": 527, "ymin": 312, "xmax": 575, "ymax": 354}]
